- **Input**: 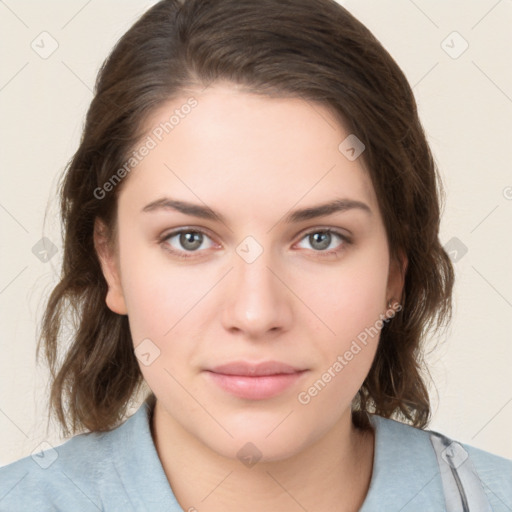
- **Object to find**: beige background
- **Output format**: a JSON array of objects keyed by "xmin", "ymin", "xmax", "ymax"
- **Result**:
[{"xmin": 0, "ymin": 0, "xmax": 511, "ymax": 466}]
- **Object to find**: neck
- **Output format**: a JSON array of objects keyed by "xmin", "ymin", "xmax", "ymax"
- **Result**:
[{"xmin": 150, "ymin": 401, "xmax": 375, "ymax": 512}]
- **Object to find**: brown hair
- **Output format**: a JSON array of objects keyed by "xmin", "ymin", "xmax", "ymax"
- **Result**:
[{"xmin": 38, "ymin": 0, "xmax": 454, "ymax": 437}]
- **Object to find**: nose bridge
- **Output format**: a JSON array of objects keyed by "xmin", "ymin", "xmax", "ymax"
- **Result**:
[
  {"xmin": 234, "ymin": 235, "xmax": 281, "ymax": 306},
  {"xmin": 221, "ymin": 234, "xmax": 292, "ymax": 336}
]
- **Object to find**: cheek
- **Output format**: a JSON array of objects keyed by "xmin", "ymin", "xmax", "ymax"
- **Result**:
[
  {"xmin": 117, "ymin": 243, "xmax": 202, "ymax": 398},
  {"xmin": 117, "ymin": 237, "xmax": 200, "ymax": 341},
  {"xmin": 296, "ymin": 274, "xmax": 385, "ymax": 416},
  {"xmin": 302, "ymin": 243, "xmax": 389, "ymax": 345},
  {"xmin": 294, "ymin": 242, "xmax": 389, "ymax": 404},
  {"xmin": 117, "ymin": 235, "xmax": 219, "ymax": 394}
]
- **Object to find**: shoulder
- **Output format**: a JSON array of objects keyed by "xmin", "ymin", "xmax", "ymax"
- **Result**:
[
  {"xmin": 0, "ymin": 399, "xmax": 178, "ymax": 512},
  {"xmin": 459, "ymin": 441, "xmax": 512, "ymax": 506},
  {"xmin": 365, "ymin": 414, "xmax": 512, "ymax": 511},
  {"xmin": 0, "ymin": 412, "xmax": 138, "ymax": 511},
  {"xmin": 376, "ymin": 414, "xmax": 512, "ymax": 472}
]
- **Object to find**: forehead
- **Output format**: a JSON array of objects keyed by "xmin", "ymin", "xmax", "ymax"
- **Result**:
[{"xmin": 118, "ymin": 84, "xmax": 378, "ymax": 222}]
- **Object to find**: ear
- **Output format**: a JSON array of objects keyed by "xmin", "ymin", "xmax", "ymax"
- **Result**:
[
  {"xmin": 93, "ymin": 218, "xmax": 127, "ymax": 315},
  {"xmin": 386, "ymin": 249, "xmax": 408, "ymax": 307}
]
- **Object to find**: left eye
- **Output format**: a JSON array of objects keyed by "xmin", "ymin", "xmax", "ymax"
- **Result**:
[{"xmin": 296, "ymin": 229, "xmax": 348, "ymax": 253}]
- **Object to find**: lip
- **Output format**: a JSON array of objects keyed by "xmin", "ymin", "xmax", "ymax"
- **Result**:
[{"xmin": 204, "ymin": 361, "xmax": 308, "ymax": 400}]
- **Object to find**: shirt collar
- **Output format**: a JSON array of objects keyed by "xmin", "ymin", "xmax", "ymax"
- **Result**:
[
  {"xmin": 360, "ymin": 414, "xmax": 445, "ymax": 510},
  {"xmin": 109, "ymin": 394, "xmax": 183, "ymax": 511},
  {"xmin": 115, "ymin": 396, "xmax": 445, "ymax": 510}
]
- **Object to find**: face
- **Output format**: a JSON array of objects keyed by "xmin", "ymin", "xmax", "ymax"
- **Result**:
[{"xmin": 95, "ymin": 82, "xmax": 405, "ymax": 461}]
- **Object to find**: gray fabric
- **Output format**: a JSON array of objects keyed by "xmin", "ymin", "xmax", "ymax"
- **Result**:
[
  {"xmin": 430, "ymin": 432, "xmax": 492, "ymax": 512},
  {"xmin": 1, "ymin": 398, "xmax": 510, "ymax": 511}
]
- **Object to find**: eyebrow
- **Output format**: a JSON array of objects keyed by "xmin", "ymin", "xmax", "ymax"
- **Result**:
[{"xmin": 141, "ymin": 197, "xmax": 372, "ymax": 223}]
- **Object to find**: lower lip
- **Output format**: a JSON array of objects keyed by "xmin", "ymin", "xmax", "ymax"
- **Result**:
[{"xmin": 205, "ymin": 371, "xmax": 307, "ymax": 400}]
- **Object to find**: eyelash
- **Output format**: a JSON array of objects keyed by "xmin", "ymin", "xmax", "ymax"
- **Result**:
[{"xmin": 158, "ymin": 227, "xmax": 352, "ymax": 260}]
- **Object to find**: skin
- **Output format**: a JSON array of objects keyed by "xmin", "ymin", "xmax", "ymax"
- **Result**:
[{"xmin": 95, "ymin": 82, "xmax": 406, "ymax": 511}]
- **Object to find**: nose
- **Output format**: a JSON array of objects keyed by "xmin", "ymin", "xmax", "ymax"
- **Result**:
[{"xmin": 221, "ymin": 245, "xmax": 293, "ymax": 339}]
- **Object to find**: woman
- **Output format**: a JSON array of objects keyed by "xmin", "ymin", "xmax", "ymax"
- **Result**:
[{"xmin": 1, "ymin": 0, "xmax": 510, "ymax": 510}]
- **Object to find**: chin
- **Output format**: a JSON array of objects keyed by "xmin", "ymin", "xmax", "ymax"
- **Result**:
[
  {"xmin": 198, "ymin": 413, "xmax": 321, "ymax": 464},
  {"xmin": 210, "ymin": 432, "xmax": 311, "ymax": 465}
]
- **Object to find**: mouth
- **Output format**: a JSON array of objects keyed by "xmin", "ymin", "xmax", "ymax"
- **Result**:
[{"xmin": 203, "ymin": 361, "xmax": 309, "ymax": 400}]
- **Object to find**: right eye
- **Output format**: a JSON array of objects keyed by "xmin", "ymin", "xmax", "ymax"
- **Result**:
[{"xmin": 160, "ymin": 228, "xmax": 218, "ymax": 259}]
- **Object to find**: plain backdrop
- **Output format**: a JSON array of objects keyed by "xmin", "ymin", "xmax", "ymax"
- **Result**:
[{"xmin": 0, "ymin": 0, "xmax": 511, "ymax": 466}]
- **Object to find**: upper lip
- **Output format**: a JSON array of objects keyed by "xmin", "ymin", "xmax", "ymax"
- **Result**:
[{"xmin": 207, "ymin": 361, "xmax": 306, "ymax": 376}]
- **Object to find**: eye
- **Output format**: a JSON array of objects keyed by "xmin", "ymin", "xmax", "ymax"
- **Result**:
[
  {"xmin": 159, "ymin": 227, "xmax": 351, "ymax": 260},
  {"xmin": 160, "ymin": 228, "xmax": 216, "ymax": 258},
  {"xmin": 295, "ymin": 228, "xmax": 351, "ymax": 256}
]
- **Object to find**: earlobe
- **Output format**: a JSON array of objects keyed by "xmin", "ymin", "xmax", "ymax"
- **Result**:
[{"xmin": 93, "ymin": 218, "xmax": 128, "ymax": 315}]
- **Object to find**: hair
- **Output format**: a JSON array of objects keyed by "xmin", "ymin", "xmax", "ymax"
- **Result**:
[{"xmin": 38, "ymin": 0, "xmax": 454, "ymax": 437}]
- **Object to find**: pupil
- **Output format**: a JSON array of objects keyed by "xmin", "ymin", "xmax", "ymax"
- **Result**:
[
  {"xmin": 311, "ymin": 232, "xmax": 330, "ymax": 250},
  {"xmin": 182, "ymin": 232, "xmax": 202, "ymax": 250}
]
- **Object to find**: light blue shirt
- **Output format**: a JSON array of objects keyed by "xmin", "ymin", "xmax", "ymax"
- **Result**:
[{"xmin": 1, "ymin": 396, "xmax": 511, "ymax": 511}]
